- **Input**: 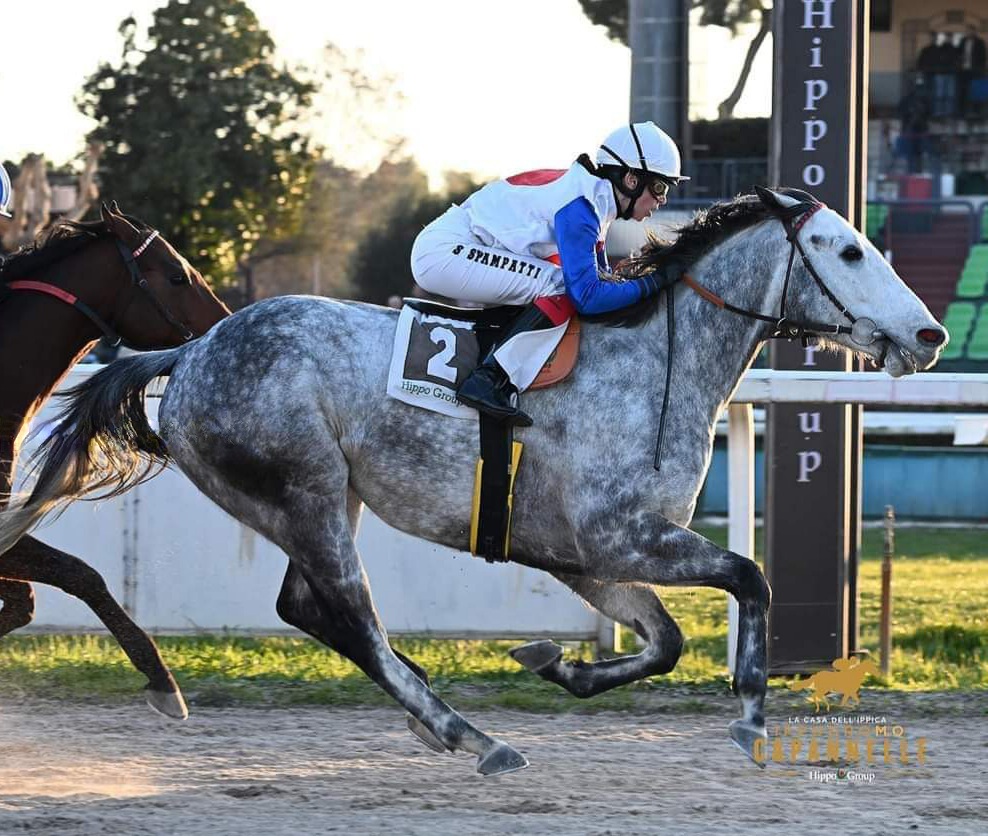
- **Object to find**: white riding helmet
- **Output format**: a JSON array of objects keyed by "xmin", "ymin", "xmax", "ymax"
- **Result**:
[
  {"xmin": 0, "ymin": 163, "xmax": 12, "ymax": 218},
  {"xmin": 595, "ymin": 122, "xmax": 689, "ymax": 183}
]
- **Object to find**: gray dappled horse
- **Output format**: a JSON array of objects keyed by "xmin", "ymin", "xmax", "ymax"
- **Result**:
[{"xmin": 0, "ymin": 188, "xmax": 946, "ymax": 775}]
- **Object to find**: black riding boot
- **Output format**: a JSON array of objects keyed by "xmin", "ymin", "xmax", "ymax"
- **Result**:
[{"xmin": 456, "ymin": 302, "xmax": 555, "ymax": 427}]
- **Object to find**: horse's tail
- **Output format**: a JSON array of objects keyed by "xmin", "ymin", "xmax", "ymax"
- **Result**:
[{"xmin": 0, "ymin": 348, "xmax": 184, "ymax": 556}]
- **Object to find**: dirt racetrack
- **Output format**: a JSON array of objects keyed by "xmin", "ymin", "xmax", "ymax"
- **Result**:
[{"xmin": 0, "ymin": 694, "xmax": 984, "ymax": 835}]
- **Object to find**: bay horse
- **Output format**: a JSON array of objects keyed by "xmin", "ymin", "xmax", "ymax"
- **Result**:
[
  {"xmin": 0, "ymin": 202, "xmax": 229, "ymax": 718},
  {"xmin": 0, "ymin": 188, "xmax": 945, "ymax": 774}
]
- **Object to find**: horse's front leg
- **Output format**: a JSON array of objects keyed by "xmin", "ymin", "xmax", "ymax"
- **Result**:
[
  {"xmin": 577, "ymin": 511, "xmax": 771, "ymax": 766},
  {"xmin": 510, "ymin": 575, "xmax": 684, "ymax": 697},
  {"xmin": 0, "ymin": 536, "xmax": 187, "ymax": 719}
]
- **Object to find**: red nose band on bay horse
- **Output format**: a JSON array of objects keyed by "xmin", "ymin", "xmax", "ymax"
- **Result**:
[{"xmin": 6, "ymin": 229, "xmax": 195, "ymax": 348}]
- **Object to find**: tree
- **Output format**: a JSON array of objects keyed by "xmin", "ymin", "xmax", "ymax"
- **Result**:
[
  {"xmin": 77, "ymin": 0, "xmax": 316, "ymax": 288},
  {"xmin": 226, "ymin": 41, "xmax": 412, "ymax": 306},
  {"xmin": 578, "ymin": 0, "xmax": 771, "ymax": 120},
  {"xmin": 347, "ymin": 168, "xmax": 481, "ymax": 305}
]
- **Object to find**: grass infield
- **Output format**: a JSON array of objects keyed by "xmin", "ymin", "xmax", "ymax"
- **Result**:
[{"xmin": 1, "ymin": 526, "xmax": 984, "ymax": 713}]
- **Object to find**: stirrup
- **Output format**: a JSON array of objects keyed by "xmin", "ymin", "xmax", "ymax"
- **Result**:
[{"xmin": 457, "ymin": 367, "xmax": 533, "ymax": 427}]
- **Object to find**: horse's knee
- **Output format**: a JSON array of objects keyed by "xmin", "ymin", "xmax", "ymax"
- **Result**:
[
  {"xmin": 736, "ymin": 558, "xmax": 771, "ymax": 610},
  {"xmin": 660, "ymin": 622, "xmax": 685, "ymax": 672},
  {"xmin": 68, "ymin": 560, "xmax": 110, "ymax": 597},
  {"xmin": 646, "ymin": 621, "xmax": 684, "ymax": 676}
]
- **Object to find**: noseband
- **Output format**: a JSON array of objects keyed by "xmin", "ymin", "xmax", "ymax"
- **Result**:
[{"xmin": 6, "ymin": 229, "xmax": 196, "ymax": 349}]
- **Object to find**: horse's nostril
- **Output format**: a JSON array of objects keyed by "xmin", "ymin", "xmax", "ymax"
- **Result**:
[{"xmin": 917, "ymin": 328, "xmax": 946, "ymax": 346}]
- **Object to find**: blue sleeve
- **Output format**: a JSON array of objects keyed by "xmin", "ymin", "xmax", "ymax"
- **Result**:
[{"xmin": 554, "ymin": 197, "xmax": 659, "ymax": 315}]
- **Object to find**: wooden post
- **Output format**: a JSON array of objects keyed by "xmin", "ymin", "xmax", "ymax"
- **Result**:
[
  {"xmin": 597, "ymin": 614, "xmax": 621, "ymax": 656},
  {"xmin": 727, "ymin": 402, "xmax": 755, "ymax": 675},
  {"xmin": 880, "ymin": 505, "xmax": 895, "ymax": 676}
]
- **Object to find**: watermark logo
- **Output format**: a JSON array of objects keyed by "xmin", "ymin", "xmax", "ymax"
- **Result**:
[
  {"xmin": 809, "ymin": 768, "xmax": 876, "ymax": 784},
  {"xmin": 789, "ymin": 655, "xmax": 877, "ymax": 712},
  {"xmin": 754, "ymin": 656, "xmax": 929, "ymax": 776}
]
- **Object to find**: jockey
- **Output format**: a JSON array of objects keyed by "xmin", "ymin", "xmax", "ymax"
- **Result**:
[
  {"xmin": 0, "ymin": 162, "xmax": 12, "ymax": 218},
  {"xmin": 411, "ymin": 121, "xmax": 689, "ymax": 426}
]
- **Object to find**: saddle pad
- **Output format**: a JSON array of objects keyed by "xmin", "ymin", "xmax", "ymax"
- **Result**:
[
  {"xmin": 387, "ymin": 305, "xmax": 581, "ymax": 418},
  {"xmin": 530, "ymin": 318, "xmax": 580, "ymax": 390}
]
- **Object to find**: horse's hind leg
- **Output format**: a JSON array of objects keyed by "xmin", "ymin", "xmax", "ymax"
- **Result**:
[
  {"xmin": 0, "ymin": 536, "xmax": 187, "ymax": 719},
  {"xmin": 511, "ymin": 575, "xmax": 684, "ymax": 698},
  {"xmin": 274, "ymin": 487, "xmax": 528, "ymax": 775},
  {"xmin": 275, "ymin": 562, "xmax": 445, "ymax": 753}
]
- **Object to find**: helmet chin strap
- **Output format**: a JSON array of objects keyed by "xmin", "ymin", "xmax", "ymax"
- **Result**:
[
  {"xmin": 601, "ymin": 123, "xmax": 650, "ymax": 220},
  {"xmin": 614, "ymin": 177, "xmax": 647, "ymax": 220}
]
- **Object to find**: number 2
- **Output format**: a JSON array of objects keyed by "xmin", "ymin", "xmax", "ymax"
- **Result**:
[{"xmin": 427, "ymin": 327, "xmax": 458, "ymax": 383}]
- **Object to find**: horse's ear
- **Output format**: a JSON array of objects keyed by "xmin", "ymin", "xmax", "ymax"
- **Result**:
[
  {"xmin": 100, "ymin": 201, "xmax": 140, "ymax": 238},
  {"xmin": 755, "ymin": 186, "xmax": 802, "ymax": 211}
]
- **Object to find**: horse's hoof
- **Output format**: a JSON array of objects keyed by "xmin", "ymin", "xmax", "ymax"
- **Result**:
[
  {"xmin": 407, "ymin": 714, "xmax": 447, "ymax": 753},
  {"xmin": 509, "ymin": 639, "xmax": 563, "ymax": 673},
  {"xmin": 728, "ymin": 719, "xmax": 767, "ymax": 769},
  {"xmin": 476, "ymin": 742, "xmax": 529, "ymax": 776},
  {"xmin": 145, "ymin": 687, "xmax": 189, "ymax": 720}
]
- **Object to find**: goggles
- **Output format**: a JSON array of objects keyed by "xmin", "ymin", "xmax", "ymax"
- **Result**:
[{"xmin": 646, "ymin": 175, "xmax": 672, "ymax": 200}]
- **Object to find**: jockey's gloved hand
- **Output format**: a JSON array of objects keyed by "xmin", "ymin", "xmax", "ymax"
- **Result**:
[{"xmin": 641, "ymin": 260, "xmax": 685, "ymax": 296}]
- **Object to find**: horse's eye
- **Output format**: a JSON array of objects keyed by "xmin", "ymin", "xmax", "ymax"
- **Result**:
[
  {"xmin": 168, "ymin": 274, "xmax": 191, "ymax": 286},
  {"xmin": 841, "ymin": 245, "xmax": 863, "ymax": 262}
]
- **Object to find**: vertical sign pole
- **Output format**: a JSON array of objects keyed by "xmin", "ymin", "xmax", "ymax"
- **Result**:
[{"xmin": 765, "ymin": 0, "xmax": 867, "ymax": 674}]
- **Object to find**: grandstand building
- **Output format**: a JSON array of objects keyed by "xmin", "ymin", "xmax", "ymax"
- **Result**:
[{"xmin": 868, "ymin": 2, "xmax": 987, "ymax": 370}]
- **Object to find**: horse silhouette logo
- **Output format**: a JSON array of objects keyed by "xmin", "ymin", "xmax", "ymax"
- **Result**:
[{"xmin": 789, "ymin": 656, "xmax": 880, "ymax": 712}]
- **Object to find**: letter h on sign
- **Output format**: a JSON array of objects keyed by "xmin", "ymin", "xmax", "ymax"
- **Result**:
[{"xmin": 802, "ymin": 0, "xmax": 835, "ymax": 29}]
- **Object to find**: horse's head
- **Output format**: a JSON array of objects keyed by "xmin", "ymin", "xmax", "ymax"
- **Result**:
[
  {"xmin": 99, "ymin": 202, "xmax": 230, "ymax": 348},
  {"xmin": 755, "ymin": 187, "xmax": 947, "ymax": 377}
]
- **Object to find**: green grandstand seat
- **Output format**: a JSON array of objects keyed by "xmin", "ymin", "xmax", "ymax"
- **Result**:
[
  {"xmin": 967, "ymin": 305, "xmax": 988, "ymax": 360},
  {"xmin": 942, "ymin": 302, "xmax": 977, "ymax": 360},
  {"xmin": 957, "ymin": 270, "xmax": 988, "ymax": 298},
  {"xmin": 866, "ymin": 204, "xmax": 888, "ymax": 240},
  {"xmin": 956, "ymin": 245, "xmax": 988, "ymax": 298}
]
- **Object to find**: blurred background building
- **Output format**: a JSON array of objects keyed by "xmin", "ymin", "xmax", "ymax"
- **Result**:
[{"xmin": 621, "ymin": 0, "xmax": 988, "ymax": 372}]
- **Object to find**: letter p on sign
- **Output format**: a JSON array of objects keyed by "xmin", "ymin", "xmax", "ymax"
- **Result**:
[{"xmin": 797, "ymin": 451, "xmax": 823, "ymax": 482}]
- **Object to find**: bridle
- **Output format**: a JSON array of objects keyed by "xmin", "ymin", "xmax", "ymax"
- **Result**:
[
  {"xmin": 5, "ymin": 229, "xmax": 196, "ymax": 348},
  {"xmin": 653, "ymin": 197, "xmax": 883, "ymax": 472},
  {"xmin": 681, "ymin": 199, "xmax": 883, "ymax": 349}
]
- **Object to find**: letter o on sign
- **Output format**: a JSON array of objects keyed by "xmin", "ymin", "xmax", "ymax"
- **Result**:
[{"xmin": 803, "ymin": 164, "xmax": 825, "ymax": 187}]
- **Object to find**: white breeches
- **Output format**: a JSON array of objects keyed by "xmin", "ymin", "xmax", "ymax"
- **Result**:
[
  {"xmin": 410, "ymin": 205, "xmax": 568, "ymax": 391},
  {"xmin": 410, "ymin": 205, "xmax": 566, "ymax": 305}
]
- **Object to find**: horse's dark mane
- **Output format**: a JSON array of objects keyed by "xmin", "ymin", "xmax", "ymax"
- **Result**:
[
  {"xmin": 0, "ymin": 213, "xmax": 147, "ymax": 282},
  {"xmin": 593, "ymin": 190, "xmax": 786, "ymax": 328}
]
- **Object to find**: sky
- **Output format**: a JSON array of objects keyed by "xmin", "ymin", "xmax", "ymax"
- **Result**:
[{"xmin": 1, "ymin": 0, "xmax": 771, "ymax": 184}]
